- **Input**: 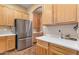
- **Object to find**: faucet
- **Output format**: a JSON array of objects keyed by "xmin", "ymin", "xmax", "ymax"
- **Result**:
[
  {"xmin": 73, "ymin": 24, "xmax": 78, "ymax": 31},
  {"xmin": 65, "ymin": 34, "xmax": 71, "ymax": 38}
]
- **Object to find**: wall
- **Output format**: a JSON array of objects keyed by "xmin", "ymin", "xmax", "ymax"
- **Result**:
[{"xmin": 42, "ymin": 24, "xmax": 78, "ymax": 40}]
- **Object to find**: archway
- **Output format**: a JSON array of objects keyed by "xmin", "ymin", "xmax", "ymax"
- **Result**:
[{"xmin": 32, "ymin": 6, "xmax": 42, "ymax": 32}]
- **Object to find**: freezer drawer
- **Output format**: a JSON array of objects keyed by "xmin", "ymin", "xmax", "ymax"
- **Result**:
[
  {"xmin": 26, "ymin": 37, "xmax": 32, "ymax": 48},
  {"xmin": 17, "ymin": 39, "xmax": 26, "ymax": 50}
]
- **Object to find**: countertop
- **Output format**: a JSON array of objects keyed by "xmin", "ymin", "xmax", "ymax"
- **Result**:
[
  {"xmin": 36, "ymin": 35, "xmax": 79, "ymax": 51},
  {"xmin": 0, "ymin": 34, "xmax": 16, "ymax": 36}
]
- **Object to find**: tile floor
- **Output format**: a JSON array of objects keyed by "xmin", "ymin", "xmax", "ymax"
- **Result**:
[{"xmin": 3, "ymin": 45, "xmax": 36, "ymax": 55}]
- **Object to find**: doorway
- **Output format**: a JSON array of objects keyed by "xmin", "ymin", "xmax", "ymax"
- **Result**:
[{"xmin": 33, "ymin": 6, "xmax": 42, "ymax": 32}]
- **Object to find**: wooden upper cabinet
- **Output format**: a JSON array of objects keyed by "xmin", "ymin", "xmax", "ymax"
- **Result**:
[
  {"xmin": 0, "ymin": 5, "xmax": 28, "ymax": 26},
  {"xmin": 3, "ymin": 7, "xmax": 14, "ymax": 26},
  {"xmin": 15, "ymin": 11, "xmax": 28, "ymax": 20},
  {"xmin": 0, "ymin": 6, "xmax": 5, "ymax": 25},
  {"xmin": 22, "ymin": 13, "xmax": 28, "ymax": 20},
  {"xmin": 48, "ymin": 43, "xmax": 77, "ymax": 55},
  {"xmin": 14, "ymin": 10, "xmax": 23, "ymax": 19},
  {"xmin": 42, "ymin": 4, "xmax": 54, "ymax": 25},
  {"xmin": 54, "ymin": 4, "xmax": 77, "ymax": 24}
]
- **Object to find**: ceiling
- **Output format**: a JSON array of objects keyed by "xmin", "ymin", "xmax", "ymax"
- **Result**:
[
  {"xmin": 18, "ymin": 4, "xmax": 42, "ymax": 13},
  {"xmin": 18, "ymin": 4, "xmax": 33, "ymax": 9}
]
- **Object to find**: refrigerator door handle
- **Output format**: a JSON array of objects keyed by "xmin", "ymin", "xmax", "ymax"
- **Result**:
[{"xmin": 26, "ymin": 21, "xmax": 32, "ymax": 37}]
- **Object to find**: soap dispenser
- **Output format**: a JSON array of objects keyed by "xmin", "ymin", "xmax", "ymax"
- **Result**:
[{"xmin": 58, "ymin": 29, "xmax": 63, "ymax": 39}]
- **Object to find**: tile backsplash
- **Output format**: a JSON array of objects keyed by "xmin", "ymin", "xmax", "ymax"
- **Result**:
[
  {"xmin": 0, "ymin": 26, "xmax": 15, "ymax": 34},
  {"xmin": 77, "ymin": 23, "xmax": 79, "ymax": 39},
  {"xmin": 42, "ymin": 24, "xmax": 78, "ymax": 39}
]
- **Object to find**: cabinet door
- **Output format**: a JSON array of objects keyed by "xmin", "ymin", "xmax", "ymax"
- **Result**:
[
  {"xmin": 3, "ymin": 7, "xmax": 14, "ymax": 26},
  {"xmin": 0, "ymin": 37, "xmax": 6, "ymax": 53},
  {"xmin": 22, "ymin": 13, "xmax": 28, "ymax": 20},
  {"xmin": 14, "ymin": 10, "xmax": 22, "ymax": 19},
  {"xmin": 48, "ymin": 48, "xmax": 64, "ymax": 55},
  {"xmin": 77, "ymin": 51, "xmax": 79, "ymax": 55},
  {"xmin": 42, "ymin": 4, "xmax": 54, "ymax": 25},
  {"xmin": 48, "ymin": 43, "xmax": 77, "ymax": 55},
  {"xmin": 7, "ymin": 36, "xmax": 15, "ymax": 51},
  {"xmin": 36, "ymin": 39, "xmax": 48, "ymax": 55},
  {"xmin": 36, "ymin": 44, "xmax": 48, "ymax": 55},
  {"xmin": 55, "ymin": 4, "xmax": 77, "ymax": 24},
  {"xmin": 0, "ymin": 6, "xmax": 5, "ymax": 26}
]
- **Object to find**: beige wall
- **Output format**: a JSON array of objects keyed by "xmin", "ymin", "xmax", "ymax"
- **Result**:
[{"xmin": 28, "ymin": 4, "xmax": 42, "ymax": 21}]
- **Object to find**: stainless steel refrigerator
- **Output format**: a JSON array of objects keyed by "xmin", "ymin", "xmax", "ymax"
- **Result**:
[{"xmin": 15, "ymin": 19, "xmax": 32, "ymax": 50}]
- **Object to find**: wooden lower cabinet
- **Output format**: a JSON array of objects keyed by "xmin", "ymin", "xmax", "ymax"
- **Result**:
[
  {"xmin": 7, "ymin": 36, "xmax": 15, "ymax": 51},
  {"xmin": 0, "ymin": 35, "xmax": 15, "ymax": 53},
  {"xmin": 36, "ymin": 39, "xmax": 78, "ymax": 55},
  {"xmin": 36, "ymin": 39, "xmax": 48, "ymax": 55},
  {"xmin": 48, "ymin": 49, "xmax": 64, "ymax": 55},
  {"xmin": 48, "ymin": 43, "xmax": 77, "ymax": 55},
  {"xmin": 0, "ymin": 37, "xmax": 7, "ymax": 53},
  {"xmin": 77, "ymin": 52, "xmax": 79, "ymax": 55},
  {"xmin": 36, "ymin": 44, "xmax": 48, "ymax": 55}
]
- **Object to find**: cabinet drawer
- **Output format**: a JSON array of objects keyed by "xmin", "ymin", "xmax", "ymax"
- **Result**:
[
  {"xmin": 49, "ymin": 43, "xmax": 77, "ymax": 55},
  {"xmin": 6, "ymin": 36, "xmax": 15, "ymax": 39},
  {"xmin": 37, "ymin": 39, "xmax": 48, "ymax": 48}
]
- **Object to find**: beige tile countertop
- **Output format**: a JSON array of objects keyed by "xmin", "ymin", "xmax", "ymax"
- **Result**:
[{"xmin": 36, "ymin": 35, "xmax": 79, "ymax": 51}]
